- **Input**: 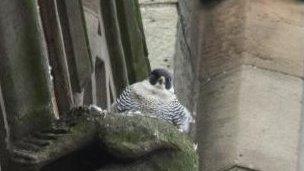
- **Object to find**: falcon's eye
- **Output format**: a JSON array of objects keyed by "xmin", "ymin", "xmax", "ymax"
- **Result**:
[
  {"xmin": 157, "ymin": 76, "xmax": 166, "ymax": 86},
  {"xmin": 149, "ymin": 74, "xmax": 158, "ymax": 85}
]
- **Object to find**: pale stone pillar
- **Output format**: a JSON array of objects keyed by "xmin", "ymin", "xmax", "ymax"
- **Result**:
[{"xmin": 195, "ymin": 0, "xmax": 304, "ymax": 171}]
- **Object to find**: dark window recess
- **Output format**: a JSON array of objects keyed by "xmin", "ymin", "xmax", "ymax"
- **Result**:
[
  {"xmin": 95, "ymin": 58, "xmax": 107, "ymax": 109},
  {"xmin": 97, "ymin": 22, "xmax": 102, "ymax": 36}
]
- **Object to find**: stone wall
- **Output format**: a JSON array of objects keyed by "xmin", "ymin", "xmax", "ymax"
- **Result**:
[
  {"xmin": 175, "ymin": 0, "xmax": 304, "ymax": 170},
  {"xmin": 174, "ymin": 0, "xmax": 201, "ymax": 138},
  {"xmin": 139, "ymin": 0, "xmax": 178, "ymax": 72},
  {"xmin": 0, "ymin": 0, "xmax": 151, "ymax": 169}
]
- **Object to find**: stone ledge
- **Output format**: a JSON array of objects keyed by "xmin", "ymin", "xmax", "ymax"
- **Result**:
[
  {"xmin": 226, "ymin": 165, "xmax": 258, "ymax": 171},
  {"xmin": 139, "ymin": 0, "xmax": 177, "ymax": 5}
]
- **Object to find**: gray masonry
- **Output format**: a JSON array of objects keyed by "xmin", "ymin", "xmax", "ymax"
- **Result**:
[
  {"xmin": 175, "ymin": 0, "xmax": 304, "ymax": 170},
  {"xmin": 0, "ymin": 0, "xmax": 151, "ymax": 170}
]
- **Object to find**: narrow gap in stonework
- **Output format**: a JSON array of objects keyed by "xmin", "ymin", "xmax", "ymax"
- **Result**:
[
  {"xmin": 97, "ymin": 22, "xmax": 102, "ymax": 36},
  {"xmin": 95, "ymin": 58, "xmax": 107, "ymax": 109}
]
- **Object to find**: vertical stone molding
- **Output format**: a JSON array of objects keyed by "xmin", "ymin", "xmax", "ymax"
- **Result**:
[
  {"xmin": 56, "ymin": 0, "xmax": 92, "ymax": 104},
  {"xmin": 39, "ymin": 0, "xmax": 74, "ymax": 115},
  {"xmin": 0, "ymin": 0, "xmax": 55, "ymax": 140},
  {"xmin": 100, "ymin": 0, "xmax": 130, "ymax": 95}
]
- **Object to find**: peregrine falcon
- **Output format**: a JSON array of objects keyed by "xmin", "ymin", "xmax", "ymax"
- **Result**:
[{"xmin": 111, "ymin": 68, "xmax": 193, "ymax": 133}]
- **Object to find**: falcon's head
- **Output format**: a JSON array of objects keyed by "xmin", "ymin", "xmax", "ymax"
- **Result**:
[{"xmin": 149, "ymin": 68, "xmax": 173, "ymax": 90}]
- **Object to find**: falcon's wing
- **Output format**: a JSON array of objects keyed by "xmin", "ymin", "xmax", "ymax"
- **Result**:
[
  {"xmin": 170, "ymin": 100, "xmax": 193, "ymax": 133},
  {"xmin": 111, "ymin": 86, "xmax": 140, "ymax": 112}
]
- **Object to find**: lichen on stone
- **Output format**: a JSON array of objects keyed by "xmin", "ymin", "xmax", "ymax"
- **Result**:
[{"xmin": 10, "ymin": 107, "xmax": 198, "ymax": 171}]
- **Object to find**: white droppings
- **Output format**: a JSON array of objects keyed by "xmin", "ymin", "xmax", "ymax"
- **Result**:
[
  {"xmin": 153, "ymin": 130, "xmax": 160, "ymax": 140},
  {"xmin": 134, "ymin": 110, "xmax": 142, "ymax": 115},
  {"xmin": 191, "ymin": 119, "xmax": 196, "ymax": 124},
  {"xmin": 178, "ymin": 128, "xmax": 183, "ymax": 132},
  {"xmin": 193, "ymin": 143, "xmax": 198, "ymax": 151},
  {"xmin": 125, "ymin": 111, "xmax": 145, "ymax": 117},
  {"xmin": 89, "ymin": 104, "xmax": 104, "ymax": 113},
  {"xmin": 48, "ymin": 65, "xmax": 52, "ymax": 72},
  {"xmin": 48, "ymin": 65, "xmax": 54, "ymax": 82},
  {"xmin": 127, "ymin": 111, "xmax": 135, "ymax": 116},
  {"xmin": 89, "ymin": 104, "xmax": 107, "ymax": 118}
]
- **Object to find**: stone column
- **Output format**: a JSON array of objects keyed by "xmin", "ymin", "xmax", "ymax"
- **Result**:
[
  {"xmin": 56, "ymin": 0, "xmax": 92, "ymax": 107},
  {"xmin": 197, "ymin": 1, "xmax": 304, "ymax": 170},
  {"xmin": 176, "ymin": 0, "xmax": 304, "ymax": 170},
  {"xmin": 116, "ymin": 0, "xmax": 151, "ymax": 84},
  {"xmin": 0, "ymin": 0, "xmax": 55, "ymax": 140},
  {"xmin": 100, "ymin": 0, "xmax": 130, "ymax": 95},
  {"xmin": 38, "ymin": 0, "xmax": 74, "ymax": 115}
]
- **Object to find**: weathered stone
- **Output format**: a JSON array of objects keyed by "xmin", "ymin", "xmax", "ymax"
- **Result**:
[
  {"xmin": 116, "ymin": 0, "xmax": 151, "ymax": 84},
  {"xmin": 82, "ymin": 0, "xmax": 100, "ymax": 14},
  {"xmin": 237, "ymin": 66, "xmax": 301, "ymax": 171},
  {"xmin": 0, "ymin": 0, "xmax": 55, "ymax": 140},
  {"xmin": 228, "ymin": 166, "xmax": 256, "ymax": 171},
  {"xmin": 198, "ymin": 65, "xmax": 302, "ymax": 171},
  {"xmin": 100, "ymin": 0, "xmax": 130, "ymax": 95},
  {"xmin": 174, "ymin": 0, "xmax": 201, "ymax": 138},
  {"xmin": 243, "ymin": 0, "xmax": 304, "ymax": 78},
  {"xmin": 9, "ymin": 108, "xmax": 198, "ymax": 171},
  {"xmin": 39, "ymin": 0, "xmax": 74, "ymax": 115},
  {"xmin": 0, "ymin": 0, "xmax": 156, "ymax": 169},
  {"xmin": 176, "ymin": 0, "xmax": 304, "ymax": 170},
  {"xmin": 83, "ymin": 6, "xmax": 117, "ymax": 109},
  {"xmin": 100, "ymin": 0, "xmax": 151, "ymax": 94},
  {"xmin": 0, "ymin": 86, "xmax": 9, "ymax": 170},
  {"xmin": 56, "ymin": 0, "xmax": 92, "ymax": 95}
]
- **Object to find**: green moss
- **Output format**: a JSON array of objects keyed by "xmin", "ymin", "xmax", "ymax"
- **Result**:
[
  {"xmin": 0, "ymin": 0, "xmax": 55, "ymax": 140},
  {"xmin": 96, "ymin": 112, "xmax": 198, "ymax": 170},
  {"xmin": 12, "ymin": 108, "xmax": 198, "ymax": 170}
]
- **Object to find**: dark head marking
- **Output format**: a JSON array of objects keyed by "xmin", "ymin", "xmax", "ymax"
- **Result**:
[{"xmin": 149, "ymin": 68, "xmax": 173, "ymax": 89}]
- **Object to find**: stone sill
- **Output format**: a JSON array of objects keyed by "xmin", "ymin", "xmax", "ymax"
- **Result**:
[{"xmin": 139, "ymin": 0, "xmax": 177, "ymax": 5}]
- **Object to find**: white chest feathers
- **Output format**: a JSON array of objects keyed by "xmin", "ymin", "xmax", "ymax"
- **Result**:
[{"xmin": 131, "ymin": 80, "xmax": 176, "ymax": 105}]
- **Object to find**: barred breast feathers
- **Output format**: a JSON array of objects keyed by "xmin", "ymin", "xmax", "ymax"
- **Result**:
[{"xmin": 110, "ymin": 79, "xmax": 193, "ymax": 133}]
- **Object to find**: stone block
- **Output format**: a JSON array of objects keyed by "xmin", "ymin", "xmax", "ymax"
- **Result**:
[
  {"xmin": 243, "ymin": 0, "xmax": 304, "ymax": 78},
  {"xmin": 198, "ymin": 68, "xmax": 241, "ymax": 171},
  {"xmin": 198, "ymin": 65, "xmax": 302, "ymax": 171},
  {"xmin": 237, "ymin": 65, "xmax": 301, "ymax": 171},
  {"xmin": 198, "ymin": 0, "xmax": 245, "ymax": 80},
  {"xmin": 198, "ymin": 0, "xmax": 304, "ymax": 80}
]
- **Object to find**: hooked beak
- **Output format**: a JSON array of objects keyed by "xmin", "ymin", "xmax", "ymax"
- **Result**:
[{"xmin": 158, "ymin": 76, "xmax": 165, "ymax": 85}]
